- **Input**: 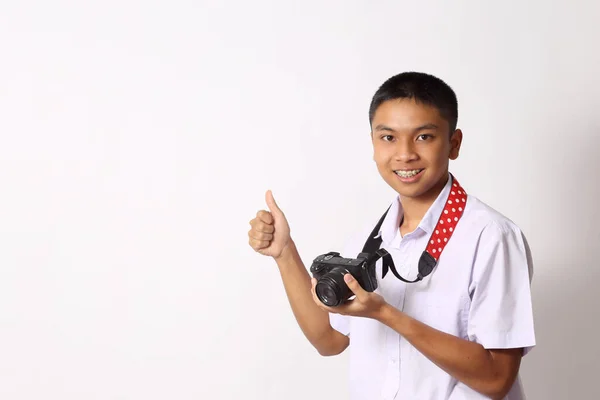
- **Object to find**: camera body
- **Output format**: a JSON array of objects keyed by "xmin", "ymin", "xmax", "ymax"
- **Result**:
[{"xmin": 310, "ymin": 251, "xmax": 380, "ymax": 307}]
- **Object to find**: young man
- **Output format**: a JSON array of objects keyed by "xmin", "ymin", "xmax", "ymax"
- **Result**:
[{"xmin": 247, "ymin": 72, "xmax": 536, "ymax": 400}]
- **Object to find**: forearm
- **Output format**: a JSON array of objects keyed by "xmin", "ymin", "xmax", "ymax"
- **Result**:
[
  {"xmin": 376, "ymin": 304, "xmax": 518, "ymax": 399},
  {"xmin": 275, "ymin": 240, "xmax": 342, "ymax": 354}
]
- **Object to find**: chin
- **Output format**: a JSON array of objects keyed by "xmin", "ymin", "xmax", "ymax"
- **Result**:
[{"xmin": 395, "ymin": 185, "xmax": 429, "ymax": 199}]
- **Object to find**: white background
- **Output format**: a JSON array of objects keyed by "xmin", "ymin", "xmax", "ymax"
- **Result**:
[{"xmin": 1, "ymin": 1, "xmax": 599, "ymax": 399}]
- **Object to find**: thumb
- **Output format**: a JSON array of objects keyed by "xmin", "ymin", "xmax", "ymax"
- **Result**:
[
  {"xmin": 265, "ymin": 190, "xmax": 283, "ymax": 216},
  {"xmin": 344, "ymin": 274, "xmax": 366, "ymax": 300}
]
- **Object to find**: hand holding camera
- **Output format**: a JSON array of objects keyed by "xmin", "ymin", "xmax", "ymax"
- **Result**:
[
  {"xmin": 309, "ymin": 250, "xmax": 389, "ymax": 319},
  {"xmin": 309, "ymin": 251, "xmax": 380, "ymax": 306}
]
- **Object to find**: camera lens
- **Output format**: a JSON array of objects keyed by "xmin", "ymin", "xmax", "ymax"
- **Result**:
[{"xmin": 315, "ymin": 269, "xmax": 350, "ymax": 307}]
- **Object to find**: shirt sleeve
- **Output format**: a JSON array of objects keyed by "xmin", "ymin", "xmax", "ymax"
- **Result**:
[
  {"xmin": 329, "ymin": 312, "xmax": 351, "ymax": 336},
  {"xmin": 467, "ymin": 221, "xmax": 536, "ymax": 355}
]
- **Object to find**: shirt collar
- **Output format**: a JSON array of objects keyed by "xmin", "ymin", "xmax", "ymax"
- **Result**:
[{"xmin": 377, "ymin": 175, "xmax": 454, "ymax": 244}]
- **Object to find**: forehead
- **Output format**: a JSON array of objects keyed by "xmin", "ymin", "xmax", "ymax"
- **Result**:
[{"xmin": 372, "ymin": 99, "xmax": 448, "ymax": 131}]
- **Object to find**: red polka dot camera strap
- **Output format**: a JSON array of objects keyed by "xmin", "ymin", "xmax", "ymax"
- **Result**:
[{"xmin": 425, "ymin": 178, "xmax": 467, "ymax": 260}]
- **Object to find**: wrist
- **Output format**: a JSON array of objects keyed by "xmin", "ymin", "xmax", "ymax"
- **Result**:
[
  {"xmin": 375, "ymin": 302, "xmax": 397, "ymax": 324},
  {"xmin": 376, "ymin": 304, "xmax": 414, "ymax": 338},
  {"xmin": 274, "ymin": 239, "xmax": 296, "ymax": 264}
]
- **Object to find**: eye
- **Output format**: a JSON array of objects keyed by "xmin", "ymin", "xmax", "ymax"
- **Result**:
[
  {"xmin": 417, "ymin": 134, "xmax": 433, "ymax": 141},
  {"xmin": 381, "ymin": 134, "xmax": 395, "ymax": 142}
]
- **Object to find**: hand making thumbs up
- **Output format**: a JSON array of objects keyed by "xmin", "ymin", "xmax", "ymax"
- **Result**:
[{"xmin": 248, "ymin": 190, "xmax": 291, "ymax": 259}]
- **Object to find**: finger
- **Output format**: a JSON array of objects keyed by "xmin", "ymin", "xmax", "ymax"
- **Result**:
[
  {"xmin": 311, "ymin": 279, "xmax": 339, "ymax": 313},
  {"xmin": 248, "ymin": 229, "xmax": 274, "ymax": 242},
  {"xmin": 265, "ymin": 190, "xmax": 284, "ymax": 217},
  {"xmin": 343, "ymin": 274, "xmax": 367, "ymax": 302},
  {"xmin": 330, "ymin": 300, "xmax": 353, "ymax": 315},
  {"xmin": 250, "ymin": 218, "xmax": 275, "ymax": 233},
  {"xmin": 249, "ymin": 237, "xmax": 270, "ymax": 251},
  {"xmin": 310, "ymin": 280, "xmax": 325, "ymax": 307},
  {"xmin": 256, "ymin": 210, "xmax": 274, "ymax": 225},
  {"xmin": 310, "ymin": 279, "xmax": 318, "ymax": 299}
]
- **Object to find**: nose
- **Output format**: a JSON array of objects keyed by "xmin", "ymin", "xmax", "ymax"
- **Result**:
[{"xmin": 394, "ymin": 138, "xmax": 418, "ymax": 163}]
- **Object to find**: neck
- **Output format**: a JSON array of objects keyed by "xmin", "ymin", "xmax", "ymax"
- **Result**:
[{"xmin": 399, "ymin": 173, "xmax": 449, "ymax": 231}]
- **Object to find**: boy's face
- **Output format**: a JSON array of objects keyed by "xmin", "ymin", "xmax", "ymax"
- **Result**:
[{"xmin": 371, "ymin": 98, "xmax": 462, "ymax": 201}]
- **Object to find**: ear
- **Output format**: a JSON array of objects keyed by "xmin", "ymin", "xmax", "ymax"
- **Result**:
[{"xmin": 449, "ymin": 129, "xmax": 463, "ymax": 160}]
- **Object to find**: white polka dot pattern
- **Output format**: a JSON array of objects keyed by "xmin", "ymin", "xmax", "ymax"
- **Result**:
[{"xmin": 425, "ymin": 178, "xmax": 467, "ymax": 261}]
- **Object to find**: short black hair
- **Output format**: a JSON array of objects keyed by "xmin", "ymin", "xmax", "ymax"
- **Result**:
[{"xmin": 368, "ymin": 72, "xmax": 458, "ymax": 133}]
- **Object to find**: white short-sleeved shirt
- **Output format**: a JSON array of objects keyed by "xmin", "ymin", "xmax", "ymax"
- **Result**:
[{"xmin": 330, "ymin": 176, "xmax": 536, "ymax": 400}]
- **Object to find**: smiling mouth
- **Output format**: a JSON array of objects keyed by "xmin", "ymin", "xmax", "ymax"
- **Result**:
[{"xmin": 394, "ymin": 169, "xmax": 424, "ymax": 178}]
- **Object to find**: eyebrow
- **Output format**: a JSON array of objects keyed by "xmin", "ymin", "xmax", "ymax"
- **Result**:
[
  {"xmin": 414, "ymin": 123, "xmax": 439, "ymax": 132},
  {"xmin": 374, "ymin": 123, "xmax": 439, "ymax": 133},
  {"xmin": 374, "ymin": 124, "xmax": 395, "ymax": 132}
]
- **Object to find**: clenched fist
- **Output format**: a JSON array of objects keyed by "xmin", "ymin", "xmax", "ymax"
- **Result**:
[{"xmin": 248, "ymin": 190, "xmax": 291, "ymax": 259}]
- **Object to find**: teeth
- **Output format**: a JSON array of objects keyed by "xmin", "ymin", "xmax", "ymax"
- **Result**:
[{"xmin": 395, "ymin": 169, "xmax": 422, "ymax": 178}]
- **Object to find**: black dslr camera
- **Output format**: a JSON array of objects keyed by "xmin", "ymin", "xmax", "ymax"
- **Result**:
[{"xmin": 310, "ymin": 250, "xmax": 388, "ymax": 307}]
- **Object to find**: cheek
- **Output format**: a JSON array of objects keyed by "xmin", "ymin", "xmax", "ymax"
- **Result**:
[
  {"xmin": 373, "ymin": 146, "xmax": 393, "ymax": 165},
  {"xmin": 426, "ymin": 144, "xmax": 450, "ymax": 164},
  {"xmin": 373, "ymin": 155, "xmax": 391, "ymax": 173}
]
